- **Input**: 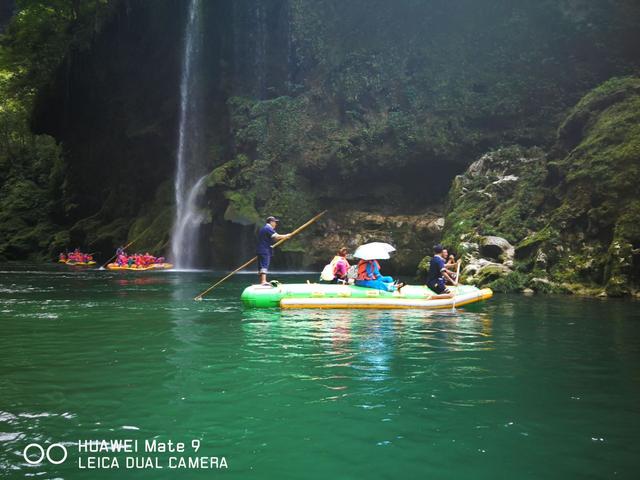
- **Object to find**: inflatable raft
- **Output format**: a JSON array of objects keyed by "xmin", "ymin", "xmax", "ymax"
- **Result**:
[
  {"xmin": 60, "ymin": 260, "xmax": 96, "ymax": 267},
  {"xmin": 106, "ymin": 263, "xmax": 174, "ymax": 271},
  {"xmin": 241, "ymin": 283, "xmax": 493, "ymax": 309}
]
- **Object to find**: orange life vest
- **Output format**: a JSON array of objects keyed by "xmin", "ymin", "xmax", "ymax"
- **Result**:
[{"xmin": 357, "ymin": 260, "xmax": 379, "ymax": 281}]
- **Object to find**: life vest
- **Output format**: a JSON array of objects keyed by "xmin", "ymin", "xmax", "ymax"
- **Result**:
[{"xmin": 357, "ymin": 260, "xmax": 379, "ymax": 281}]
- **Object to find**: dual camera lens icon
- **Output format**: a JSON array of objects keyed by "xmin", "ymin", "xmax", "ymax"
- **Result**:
[{"xmin": 23, "ymin": 443, "xmax": 68, "ymax": 465}]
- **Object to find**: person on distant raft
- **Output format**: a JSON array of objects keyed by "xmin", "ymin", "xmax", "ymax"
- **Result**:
[
  {"xmin": 426, "ymin": 245, "xmax": 455, "ymax": 294},
  {"xmin": 355, "ymin": 259, "xmax": 404, "ymax": 292},
  {"xmin": 58, "ymin": 252, "xmax": 66, "ymax": 262},
  {"xmin": 256, "ymin": 216, "xmax": 292, "ymax": 285}
]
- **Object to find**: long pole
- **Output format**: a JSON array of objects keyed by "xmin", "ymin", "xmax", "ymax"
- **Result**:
[
  {"xmin": 194, "ymin": 210, "xmax": 327, "ymax": 301},
  {"xmin": 454, "ymin": 259, "xmax": 462, "ymax": 286},
  {"xmin": 452, "ymin": 259, "xmax": 462, "ymax": 310}
]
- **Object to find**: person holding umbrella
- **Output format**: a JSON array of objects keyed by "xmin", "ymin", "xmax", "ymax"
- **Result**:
[{"xmin": 353, "ymin": 242, "xmax": 404, "ymax": 292}]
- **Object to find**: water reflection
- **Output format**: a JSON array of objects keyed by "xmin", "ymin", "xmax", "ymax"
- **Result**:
[
  {"xmin": 240, "ymin": 307, "xmax": 495, "ymax": 405},
  {"xmin": 2, "ymin": 269, "xmax": 640, "ymax": 478}
]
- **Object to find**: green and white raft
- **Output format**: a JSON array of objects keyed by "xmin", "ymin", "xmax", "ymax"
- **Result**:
[{"xmin": 241, "ymin": 283, "xmax": 493, "ymax": 309}]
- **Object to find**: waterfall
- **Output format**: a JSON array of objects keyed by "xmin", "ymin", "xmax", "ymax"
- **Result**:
[
  {"xmin": 171, "ymin": 0, "xmax": 204, "ymax": 269},
  {"xmin": 255, "ymin": 1, "xmax": 267, "ymax": 98}
]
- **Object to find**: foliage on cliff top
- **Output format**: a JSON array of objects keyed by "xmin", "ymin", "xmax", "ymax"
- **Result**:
[{"xmin": 2, "ymin": 0, "xmax": 115, "ymax": 96}]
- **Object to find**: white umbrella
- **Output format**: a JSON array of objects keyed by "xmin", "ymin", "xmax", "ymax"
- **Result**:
[
  {"xmin": 353, "ymin": 242, "xmax": 396, "ymax": 261},
  {"xmin": 365, "ymin": 242, "xmax": 396, "ymax": 253}
]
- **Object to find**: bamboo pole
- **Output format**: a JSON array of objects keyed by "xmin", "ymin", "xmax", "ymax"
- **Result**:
[{"xmin": 454, "ymin": 258, "xmax": 462, "ymax": 286}]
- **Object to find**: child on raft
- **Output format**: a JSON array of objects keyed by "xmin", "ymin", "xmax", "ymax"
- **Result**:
[{"xmin": 355, "ymin": 259, "xmax": 404, "ymax": 292}]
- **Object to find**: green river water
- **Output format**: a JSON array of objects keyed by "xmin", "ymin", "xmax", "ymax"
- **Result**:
[{"xmin": 1, "ymin": 265, "xmax": 639, "ymax": 479}]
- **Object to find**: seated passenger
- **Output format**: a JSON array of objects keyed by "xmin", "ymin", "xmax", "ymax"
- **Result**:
[
  {"xmin": 442, "ymin": 248, "xmax": 458, "ymax": 285},
  {"xmin": 321, "ymin": 247, "xmax": 351, "ymax": 283},
  {"xmin": 333, "ymin": 248, "xmax": 350, "ymax": 283},
  {"xmin": 426, "ymin": 245, "xmax": 454, "ymax": 294},
  {"xmin": 355, "ymin": 259, "xmax": 404, "ymax": 292}
]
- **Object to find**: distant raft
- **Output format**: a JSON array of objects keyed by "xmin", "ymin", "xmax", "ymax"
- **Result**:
[
  {"xmin": 60, "ymin": 260, "xmax": 96, "ymax": 267},
  {"xmin": 241, "ymin": 283, "xmax": 493, "ymax": 309},
  {"xmin": 106, "ymin": 263, "xmax": 174, "ymax": 271}
]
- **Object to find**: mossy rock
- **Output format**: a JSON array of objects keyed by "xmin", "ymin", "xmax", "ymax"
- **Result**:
[
  {"xmin": 486, "ymin": 271, "xmax": 528, "ymax": 293},
  {"xmin": 515, "ymin": 227, "xmax": 557, "ymax": 259},
  {"xmin": 474, "ymin": 263, "xmax": 512, "ymax": 287},
  {"xmin": 223, "ymin": 190, "xmax": 260, "ymax": 226},
  {"xmin": 442, "ymin": 77, "xmax": 640, "ymax": 295}
]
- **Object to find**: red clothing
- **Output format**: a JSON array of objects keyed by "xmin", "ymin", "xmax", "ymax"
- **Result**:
[
  {"xmin": 357, "ymin": 260, "xmax": 380, "ymax": 281},
  {"xmin": 334, "ymin": 256, "xmax": 350, "ymax": 278}
]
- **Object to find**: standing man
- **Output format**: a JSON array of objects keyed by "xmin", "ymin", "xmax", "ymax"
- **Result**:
[
  {"xmin": 257, "ymin": 216, "xmax": 292, "ymax": 285},
  {"xmin": 426, "ymin": 244, "xmax": 455, "ymax": 294}
]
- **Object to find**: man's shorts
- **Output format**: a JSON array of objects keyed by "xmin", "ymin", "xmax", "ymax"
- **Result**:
[
  {"xmin": 257, "ymin": 254, "xmax": 272, "ymax": 274},
  {"xmin": 428, "ymin": 278, "xmax": 448, "ymax": 294}
]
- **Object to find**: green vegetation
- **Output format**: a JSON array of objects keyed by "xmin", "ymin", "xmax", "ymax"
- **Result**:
[
  {"xmin": 438, "ymin": 77, "xmax": 640, "ymax": 296},
  {"xmin": 1, "ymin": 0, "xmax": 639, "ymax": 286},
  {"xmin": 0, "ymin": 0, "xmax": 114, "ymax": 260}
]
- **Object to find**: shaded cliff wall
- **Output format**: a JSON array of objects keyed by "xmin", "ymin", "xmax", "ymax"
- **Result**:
[
  {"xmin": 17, "ymin": 0, "xmax": 640, "ymax": 271},
  {"xmin": 0, "ymin": 0, "xmax": 14, "ymax": 32},
  {"xmin": 30, "ymin": 0, "xmax": 237, "ymax": 257},
  {"xmin": 434, "ymin": 77, "xmax": 640, "ymax": 296},
  {"xmin": 205, "ymin": 0, "xmax": 640, "ymax": 270}
]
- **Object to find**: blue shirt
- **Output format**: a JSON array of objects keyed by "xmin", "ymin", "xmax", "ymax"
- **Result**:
[
  {"xmin": 426, "ymin": 255, "xmax": 446, "ymax": 283},
  {"xmin": 366, "ymin": 260, "xmax": 381, "ymax": 280},
  {"xmin": 256, "ymin": 224, "xmax": 277, "ymax": 255}
]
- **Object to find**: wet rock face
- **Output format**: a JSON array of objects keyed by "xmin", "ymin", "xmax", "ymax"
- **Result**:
[
  {"xmin": 6, "ymin": 1, "xmax": 640, "ymax": 265},
  {"xmin": 434, "ymin": 77, "xmax": 640, "ymax": 296},
  {"xmin": 272, "ymin": 210, "xmax": 444, "ymax": 275}
]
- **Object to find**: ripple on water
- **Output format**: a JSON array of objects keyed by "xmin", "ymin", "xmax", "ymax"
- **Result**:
[{"xmin": 2, "ymin": 271, "xmax": 640, "ymax": 479}]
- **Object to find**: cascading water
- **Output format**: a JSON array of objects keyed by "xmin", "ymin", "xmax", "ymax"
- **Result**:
[{"xmin": 171, "ymin": 0, "xmax": 205, "ymax": 269}]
